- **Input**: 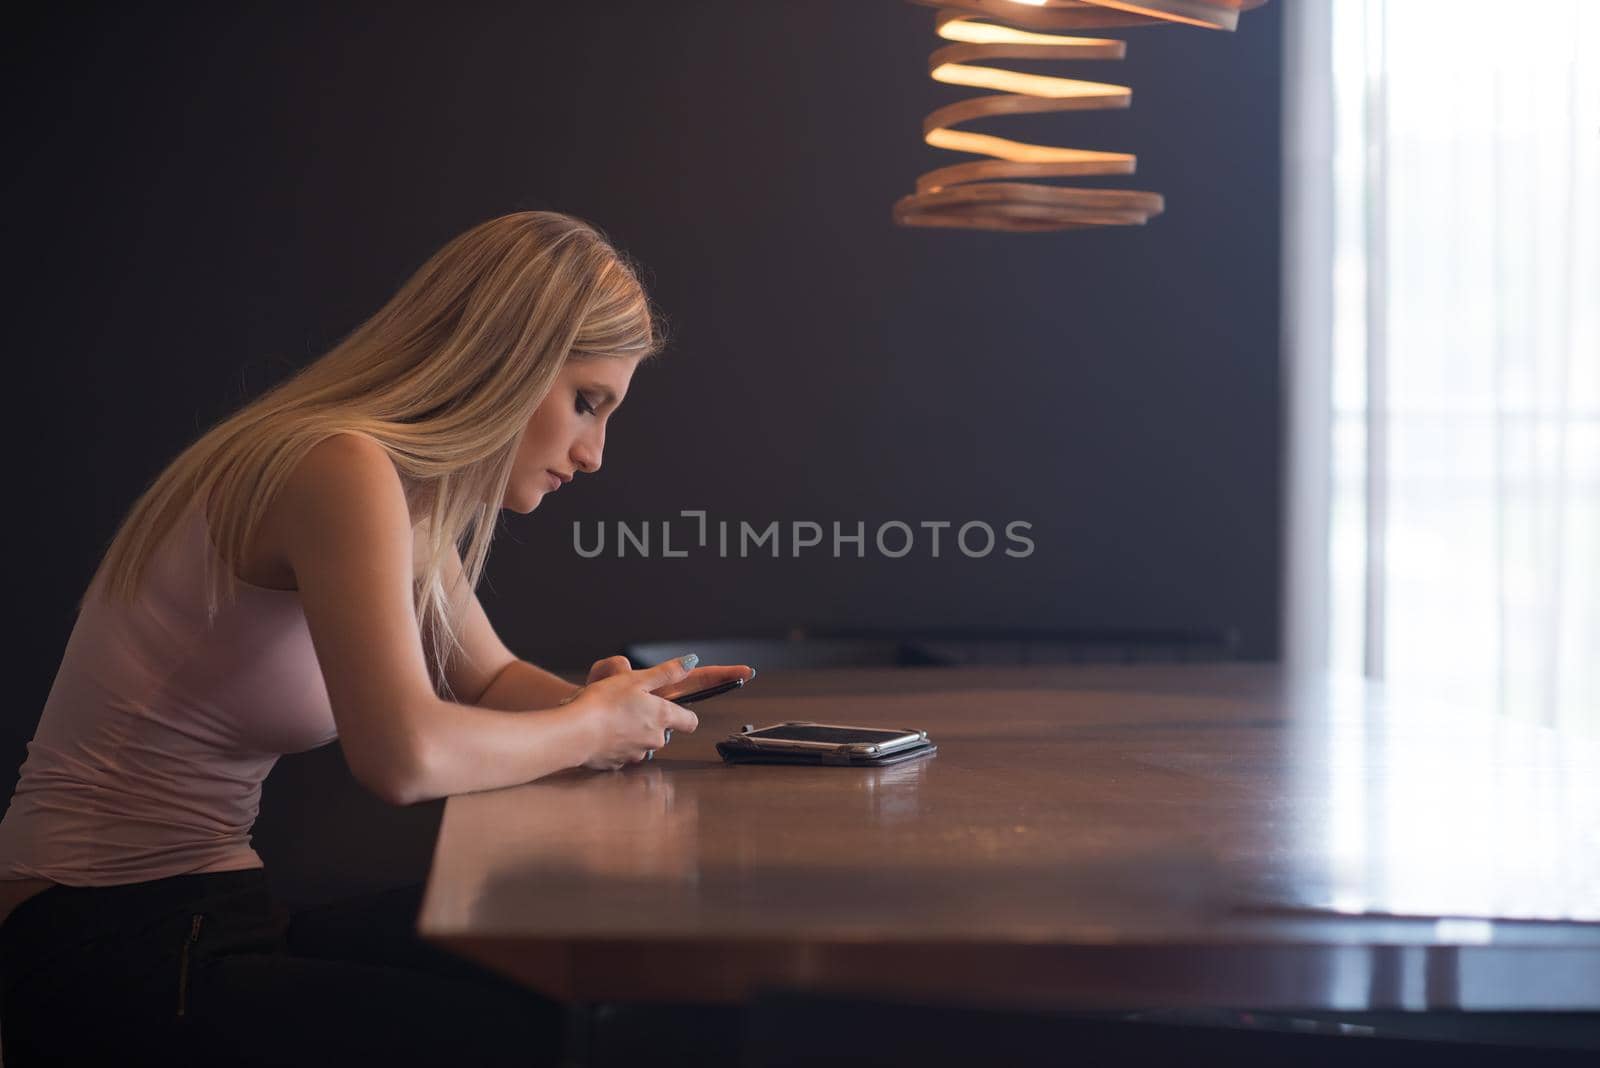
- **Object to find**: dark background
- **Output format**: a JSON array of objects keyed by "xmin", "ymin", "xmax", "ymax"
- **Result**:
[{"xmin": 5, "ymin": 1, "xmax": 1282, "ymax": 903}]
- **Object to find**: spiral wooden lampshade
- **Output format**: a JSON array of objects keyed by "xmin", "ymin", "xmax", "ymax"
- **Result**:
[{"xmin": 894, "ymin": 0, "xmax": 1268, "ymax": 233}]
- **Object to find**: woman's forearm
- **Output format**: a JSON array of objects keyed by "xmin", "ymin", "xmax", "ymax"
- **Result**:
[
  {"xmin": 472, "ymin": 658, "xmax": 582, "ymax": 710},
  {"xmin": 393, "ymin": 696, "xmax": 596, "ymax": 805}
]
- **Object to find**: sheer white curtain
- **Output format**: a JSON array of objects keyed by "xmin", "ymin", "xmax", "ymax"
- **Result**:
[{"xmin": 1286, "ymin": 0, "xmax": 1599, "ymax": 734}]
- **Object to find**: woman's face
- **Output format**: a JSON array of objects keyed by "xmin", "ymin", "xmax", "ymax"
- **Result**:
[{"xmin": 504, "ymin": 355, "xmax": 643, "ymax": 513}]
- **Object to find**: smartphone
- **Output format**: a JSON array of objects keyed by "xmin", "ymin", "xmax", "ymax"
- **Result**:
[
  {"xmin": 738, "ymin": 722, "xmax": 927, "ymax": 756},
  {"xmin": 671, "ymin": 677, "xmax": 747, "ymax": 705}
]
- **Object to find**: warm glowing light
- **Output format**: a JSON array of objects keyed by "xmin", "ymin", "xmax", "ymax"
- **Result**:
[
  {"xmin": 895, "ymin": 1, "xmax": 1269, "ymax": 232},
  {"xmin": 925, "ymin": 129, "xmax": 1131, "ymax": 165},
  {"xmin": 1088, "ymin": 0, "xmax": 1236, "ymax": 30},
  {"xmin": 930, "ymin": 63, "xmax": 1127, "ymax": 101},
  {"xmin": 936, "ymin": 21, "xmax": 1116, "ymax": 50},
  {"xmin": 997, "ymin": 0, "xmax": 1238, "ymax": 29},
  {"xmin": 896, "ymin": 10, "xmax": 1153, "ymax": 232},
  {"xmin": 924, "ymin": 135, "xmax": 1129, "ymax": 167}
]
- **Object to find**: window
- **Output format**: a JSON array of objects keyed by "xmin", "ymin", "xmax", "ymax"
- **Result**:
[{"xmin": 1286, "ymin": 0, "xmax": 1598, "ymax": 734}]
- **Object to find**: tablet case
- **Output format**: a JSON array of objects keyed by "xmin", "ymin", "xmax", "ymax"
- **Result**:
[{"xmin": 715, "ymin": 737, "xmax": 937, "ymax": 767}]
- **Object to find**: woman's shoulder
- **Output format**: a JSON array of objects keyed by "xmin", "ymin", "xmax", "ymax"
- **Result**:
[
  {"xmin": 274, "ymin": 432, "xmax": 405, "ymax": 524},
  {"xmin": 299, "ymin": 431, "xmax": 397, "ymax": 477},
  {"xmin": 268, "ymin": 431, "xmax": 414, "ymax": 568},
  {"xmin": 209, "ymin": 431, "xmax": 398, "ymax": 523},
  {"xmin": 246, "ymin": 432, "xmax": 412, "ymax": 590}
]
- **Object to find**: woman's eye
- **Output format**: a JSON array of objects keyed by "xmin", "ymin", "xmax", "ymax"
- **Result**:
[{"xmin": 575, "ymin": 392, "xmax": 597, "ymax": 416}]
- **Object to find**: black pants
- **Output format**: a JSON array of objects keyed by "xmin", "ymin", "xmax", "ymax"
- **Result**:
[{"xmin": 0, "ymin": 868, "xmax": 564, "ymax": 1067}]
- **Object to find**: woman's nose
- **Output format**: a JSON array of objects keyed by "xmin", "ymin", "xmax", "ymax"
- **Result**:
[{"xmin": 572, "ymin": 434, "xmax": 603, "ymax": 475}]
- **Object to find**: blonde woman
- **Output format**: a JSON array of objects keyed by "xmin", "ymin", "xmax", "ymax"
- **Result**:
[{"xmin": 0, "ymin": 211, "xmax": 753, "ymax": 1066}]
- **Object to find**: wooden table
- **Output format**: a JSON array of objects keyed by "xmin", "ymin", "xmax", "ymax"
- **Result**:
[{"xmin": 418, "ymin": 664, "xmax": 1600, "ymax": 1012}]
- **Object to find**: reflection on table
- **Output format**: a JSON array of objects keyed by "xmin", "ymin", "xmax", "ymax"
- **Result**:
[{"xmin": 420, "ymin": 664, "xmax": 1600, "ymax": 1011}]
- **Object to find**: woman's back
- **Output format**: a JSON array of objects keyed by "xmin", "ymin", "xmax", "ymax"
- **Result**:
[{"xmin": 0, "ymin": 501, "xmax": 338, "ymax": 888}]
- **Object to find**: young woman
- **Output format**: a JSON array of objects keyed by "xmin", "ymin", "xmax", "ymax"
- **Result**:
[{"xmin": 0, "ymin": 210, "xmax": 753, "ymax": 1066}]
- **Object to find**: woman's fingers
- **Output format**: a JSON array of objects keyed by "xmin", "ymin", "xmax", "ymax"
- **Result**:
[
  {"xmin": 624, "ymin": 656, "xmax": 756, "ymax": 700},
  {"xmin": 638, "ymin": 653, "xmax": 698, "ymax": 693},
  {"xmin": 587, "ymin": 655, "xmax": 632, "ymax": 685},
  {"xmin": 575, "ymin": 655, "xmax": 722, "ymax": 771},
  {"xmin": 654, "ymin": 664, "xmax": 755, "ymax": 701},
  {"xmin": 660, "ymin": 698, "xmax": 699, "ymax": 736}
]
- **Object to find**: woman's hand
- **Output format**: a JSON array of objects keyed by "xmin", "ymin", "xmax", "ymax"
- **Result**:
[
  {"xmin": 582, "ymin": 654, "xmax": 754, "ymax": 702},
  {"xmin": 566, "ymin": 654, "xmax": 754, "ymax": 770}
]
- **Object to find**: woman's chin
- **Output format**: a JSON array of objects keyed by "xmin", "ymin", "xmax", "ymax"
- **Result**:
[{"xmin": 505, "ymin": 490, "xmax": 544, "ymax": 515}]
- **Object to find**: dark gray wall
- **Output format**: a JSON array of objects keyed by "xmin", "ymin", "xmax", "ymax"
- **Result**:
[{"xmin": 5, "ymin": 2, "xmax": 1281, "ymax": 885}]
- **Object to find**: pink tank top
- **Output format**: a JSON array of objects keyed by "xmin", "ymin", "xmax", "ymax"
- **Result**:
[{"xmin": 0, "ymin": 504, "xmax": 338, "ymax": 885}]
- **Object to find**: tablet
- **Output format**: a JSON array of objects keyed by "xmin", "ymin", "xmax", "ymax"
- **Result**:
[{"xmin": 716, "ymin": 721, "xmax": 936, "ymax": 766}]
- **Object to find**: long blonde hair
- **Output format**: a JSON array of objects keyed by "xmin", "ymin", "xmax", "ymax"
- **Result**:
[{"xmin": 87, "ymin": 210, "xmax": 663, "ymax": 699}]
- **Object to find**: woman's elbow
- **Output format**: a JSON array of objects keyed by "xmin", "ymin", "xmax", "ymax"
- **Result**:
[
  {"xmin": 364, "ymin": 768, "xmax": 431, "ymax": 807},
  {"xmin": 345, "ymin": 733, "xmax": 434, "ymax": 807}
]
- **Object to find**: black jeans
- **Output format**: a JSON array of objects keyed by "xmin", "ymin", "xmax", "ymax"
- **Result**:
[{"xmin": 0, "ymin": 868, "xmax": 564, "ymax": 1067}]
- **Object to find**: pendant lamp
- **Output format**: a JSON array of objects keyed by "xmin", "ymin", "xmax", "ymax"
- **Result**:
[{"xmin": 894, "ymin": 0, "xmax": 1269, "ymax": 232}]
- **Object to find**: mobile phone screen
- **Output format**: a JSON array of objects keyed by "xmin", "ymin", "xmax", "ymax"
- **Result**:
[{"xmin": 745, "ymin": 724, "xmax": 912, "ymax": 745}]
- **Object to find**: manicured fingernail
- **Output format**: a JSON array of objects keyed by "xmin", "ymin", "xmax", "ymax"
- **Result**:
[
  {"xmin": 678, "ymin": 653, "xmax": 699, "ymax": 670},
  {"xmin": 747, "ymin": 667, "xmax": 757, "ymax": 681}
]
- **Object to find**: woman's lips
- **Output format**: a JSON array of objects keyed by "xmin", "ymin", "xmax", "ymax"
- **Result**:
[{"xmin": 546, "ymin": 471, "xmax": 562, "ymax": 491}]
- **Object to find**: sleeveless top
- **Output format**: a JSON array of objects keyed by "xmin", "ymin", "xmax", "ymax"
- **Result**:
[{"xmin": 0, "ymin": 504, "xmax": 338, "ymax": 885}]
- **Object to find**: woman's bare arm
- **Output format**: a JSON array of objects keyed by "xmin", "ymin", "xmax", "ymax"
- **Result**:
[
  {"xmin": 439, "ymin": 582, "xmax": 583, "ymax": 710},
  {"xmin": 474, "ymin": 659, "xmax": 581, "ymax": 711},
  {"xmin": 268, "ymin": 432, "xmax": 700, "ymax": 804},
  {"xmin": 426, "ymin": 544, "xmax": 581, "ymax": 710},
  {"xmin": 270, "ymin": 433, "xmax": 595, "ymax": 803},
  {"xmin": 386, "ymin": 699, "xmax": 597, "ymax": 804}
]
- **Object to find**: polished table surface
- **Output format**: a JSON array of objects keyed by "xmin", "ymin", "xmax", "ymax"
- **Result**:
[{"xmin": 418, "ymin": 664, "xmax": 1600, "ymax": 1011}]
